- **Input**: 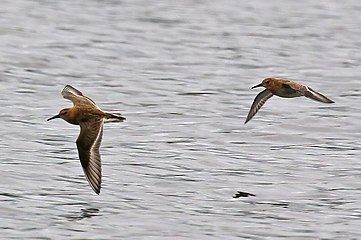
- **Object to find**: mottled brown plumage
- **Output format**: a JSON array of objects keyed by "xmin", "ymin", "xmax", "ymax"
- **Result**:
[
  {"xmin": 245, "ymin": 77, "xmax": 334, "ymax": 124},
  {"xmin": 48, "ymin": 85, "xmax": 125, "ymax": 194}
]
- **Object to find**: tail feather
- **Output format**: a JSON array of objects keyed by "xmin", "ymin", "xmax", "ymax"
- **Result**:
[{"xmin": 105, "ymin": 113, "xmax": 126, "ymax": 122}]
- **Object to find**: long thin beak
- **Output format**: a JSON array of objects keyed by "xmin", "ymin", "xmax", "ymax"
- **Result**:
[
  {"xmin": 251, "ymin": 83, "xmax": 263, "ymax": 89},
  {"xmin": 47, "ymin": 114, "xmax": 60, "ymax": 121}
]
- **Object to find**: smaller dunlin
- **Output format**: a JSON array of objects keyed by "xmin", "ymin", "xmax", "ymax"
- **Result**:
[
  {"xmin": 48, "ymin": 85, "xmax": 125, "ymax": 194},
  {"xmin": 245, "ymin": 77, "xmax": 334, "ymax": 124}
]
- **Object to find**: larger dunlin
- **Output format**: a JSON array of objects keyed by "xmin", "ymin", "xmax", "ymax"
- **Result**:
[
  {"xmin": 48, "ymin": 85, "xmax": 125, "ymax": 194},
  {"xmin": 245, "ymin": 77, "xmax": 334, "ymax": 124}
]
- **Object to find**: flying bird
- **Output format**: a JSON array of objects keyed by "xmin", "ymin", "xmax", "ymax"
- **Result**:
[
  {"xmin": 48, "ymin": 85, "xmax": 125, "ymax": 194},
  {"xmin": 245, "ymin": 77, "xmax": 334, "ymax": 124}
]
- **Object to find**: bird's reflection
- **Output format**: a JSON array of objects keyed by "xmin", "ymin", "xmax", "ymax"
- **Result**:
[{"xmin": 65, "ymin": 207, "xmax": 100, "ymax": 221}]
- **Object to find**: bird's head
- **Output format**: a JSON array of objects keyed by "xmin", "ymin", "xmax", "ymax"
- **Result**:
[
  {"xmin": 47, "ymin": 108, "xmax": 71, "ymax": 121},
  {"xmin": 252, "ymin": 78, "xmax": 274, "ymax": 89}
]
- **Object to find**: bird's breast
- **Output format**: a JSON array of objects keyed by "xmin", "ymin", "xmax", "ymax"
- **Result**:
[
  {"xmin": 65, "ymin": 116, "xmax": 80, "ymax": 125},
  {"xmin": 272, "ymin": 87, "xmax": 302, "ymax": 98}
]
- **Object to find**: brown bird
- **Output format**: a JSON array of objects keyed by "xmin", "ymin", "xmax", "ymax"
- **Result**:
[
  {"xmin": 47, "ymin": 85, "xmax": 125, "ymax": 194},
  {"xmin": 245, "ymin": 77, "xmax": 334, "ymax": 124}
]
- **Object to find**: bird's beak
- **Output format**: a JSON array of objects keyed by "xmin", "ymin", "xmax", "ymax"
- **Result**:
[
  {"xmin": 251, "ymin": 83, "xmax": 263, "ymax": 89},
  {"xmin": 47, "ymin": 114, "xmax": 60, "ymax": 121}
]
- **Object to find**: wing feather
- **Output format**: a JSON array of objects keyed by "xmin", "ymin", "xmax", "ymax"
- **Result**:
[
  {"xmin": 61, "ymin": 85, "xmax": 98, "ymax": 107},
  {"xmin": 245, "ymin": 89, "xmax": 273, "ymax": 124},
  {"xmin": 304, "ymin": 86, "xmax": 334, "ymax": 103},
  {"xmin": 76, "ymin": 119, "xmax": 103, "ymax": 194}
]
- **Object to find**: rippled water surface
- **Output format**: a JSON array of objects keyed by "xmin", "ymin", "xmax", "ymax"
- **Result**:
[{"xmin": 1, "ymin": 0, "xmax": 361, "ymax": 239}]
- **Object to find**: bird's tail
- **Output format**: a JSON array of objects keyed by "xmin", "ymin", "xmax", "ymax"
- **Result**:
[{"xmin": 105, "ymin": 113, "xmax": 126, "ymax": 122}]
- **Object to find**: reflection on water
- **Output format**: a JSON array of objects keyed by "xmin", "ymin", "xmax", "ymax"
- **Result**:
[{"xmin": 64, "ymin": 208, "xmax": 100, "ymax": 221}]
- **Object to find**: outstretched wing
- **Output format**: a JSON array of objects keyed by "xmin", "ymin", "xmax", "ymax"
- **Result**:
[
  {"xmin": 76, "ymin": 119, "xmax": 104, "ymax": 194},
  {"xmin": 304, "ymin": 86, "xmax": 334, "ymax": 103},
  {"xmin": 61, "ymin": 85, "xmax": 97, "ymax": 106},
  {"xmin": 245, "ymin": 89, "xmax": 273, "ymax": 124}
]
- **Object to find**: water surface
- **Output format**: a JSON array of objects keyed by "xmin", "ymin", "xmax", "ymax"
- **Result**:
[{"xmin": 1, "ymin": 0, "xmax": 361, "ymax": 239}]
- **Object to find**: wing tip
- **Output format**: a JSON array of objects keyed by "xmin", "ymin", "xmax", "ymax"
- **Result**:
[
  {"xmin": 244, "ymin": 89, "xmax": 273, "ymax": 124},
  {"xmin": 61, "ymin": 85, "xmax": 73, "ymax": 93},
  {"xmin": 87, "ymin": 177, "xmax": 101, "ymax": 195},
  {"xmin": 94, "ymin": 187, "xmax": 101, "ymax": 195},
  {"xmin": 85, "ymin": 169, "xmax": 102, "ymax": 195},
  {"xmin": 305, "ymin": 87, "xmax": 335, "ymax": 104},
  {"xmin": 62, "ymin": 85, "xmax": 83, "ymax": 97}
]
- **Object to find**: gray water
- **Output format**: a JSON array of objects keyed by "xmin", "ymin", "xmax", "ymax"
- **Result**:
[{"xmin": 1, "ymin": 0, "xmax": 361, "ymax": 239}]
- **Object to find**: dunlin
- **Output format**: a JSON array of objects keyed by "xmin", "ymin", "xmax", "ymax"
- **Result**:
[
  {"xmin": 48, "ymin": 85, "xmax": 125, "ymax": 194},
  {"xmin": 245, "ymin": 77, "xmax": 334, "ymax": 124}
]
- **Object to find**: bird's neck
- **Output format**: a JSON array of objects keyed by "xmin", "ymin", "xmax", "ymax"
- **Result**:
[{"xmin": 65, "ymin": 108, "xmax": 79, "ymax": 125}]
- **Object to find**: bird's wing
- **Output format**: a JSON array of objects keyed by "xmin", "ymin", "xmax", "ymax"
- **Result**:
[
  {"xmin": 61, "ymin": 85, "xmax": 97, "ymax": 106},
  {"xmin": 76, "ymin": 119, "xmax": 104, "ymax": 194},
  {"xmin": 282, "ymin": 83, "xmax": 302, "ymax": 96},
  {"xmin": 245, "ymin": 89, "xmax": 273, "ymax": 124},
  {"xmin": 304, "ymin": 86, "xmax": 334, "ymax": 103}
]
